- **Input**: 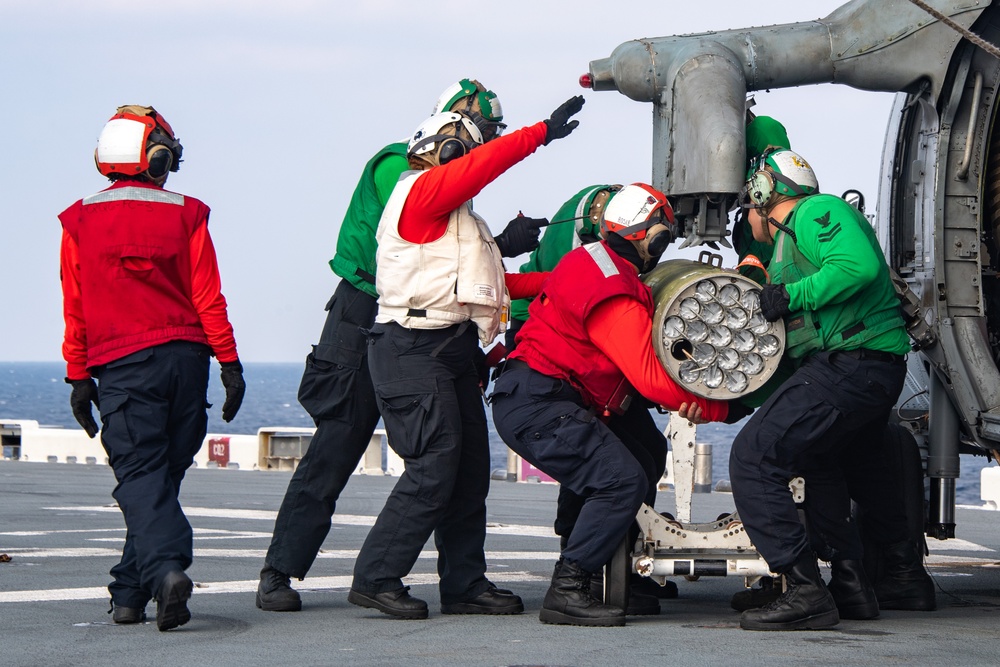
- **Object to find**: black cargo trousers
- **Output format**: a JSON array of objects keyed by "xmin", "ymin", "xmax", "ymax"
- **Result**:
[
  {"xmin": 729, "ymin": 349, "xmax": 906, "ymax": 573},
  {"xmin": 351, "ymin": 321, "xmax": 493, "ymax": 605},
  {"xmin": 93, "ymin": 340, "xmax": 211, "ymax": 608},
  {"xmin": 504, "ymin": 322, "xmax": 667, "ymax": 547},
  {"xmin": 264, "ymin": 280, "xmax": 381, "ymax": 579},
  {"xmin": 552, "ymin": 400, "xmax": 667, "ymax": 547},
  {"xmin": 491, "ymin": 363, "xmax": 648, "ymax": 574}
]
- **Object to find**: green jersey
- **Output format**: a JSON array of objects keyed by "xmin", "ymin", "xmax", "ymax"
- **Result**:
[
  {"xmin": 770, "ymin": 194, "xmax": 908, "ymax": 361},
  {"xmin": 510, "ymin": 185, "xmax": 612, "ymax": 322},
  {"xmin": 329, "ymin": 142, "xmax": 409, "ymax": 298}
]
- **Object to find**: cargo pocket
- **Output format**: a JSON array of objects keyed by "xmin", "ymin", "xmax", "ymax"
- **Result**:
[
  {"xmin": 297, "ymin": 343, "xmax": 364, "ymax": 421},
  {"xmin": 103, "ymin": 347, "xmax": 154, "ymax": 371},
  {"xmin": 524, "ymin": 371, "xmax": 566, "ymax": 399},
  {"xmin": 488, "ymin": 369, "xmax": 521, "ymax": 403},
  {"xmin": 527, "ymin": 411, "xmax": 601, "ymax": 462},
  {"xmin": 376, "ymin": 378, "xmax": 438, "ymax": 459},
  {"xmin": 98, "ymin": 391, "xmax": 137, "ymax": 463}
]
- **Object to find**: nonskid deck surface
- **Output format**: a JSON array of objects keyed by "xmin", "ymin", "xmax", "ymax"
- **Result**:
[{"xmin": 2, "ymin": 461, "xmax": 999, "ymax": 667}]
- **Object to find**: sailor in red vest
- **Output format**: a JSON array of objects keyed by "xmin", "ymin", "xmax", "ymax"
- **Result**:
[
  {"xmin": 59, "ymin": 106, "xmax": 244, "ymax": 631},
  {"xmin": 490, "ymin": 183, "xmax": 733, "ymax": 627}
]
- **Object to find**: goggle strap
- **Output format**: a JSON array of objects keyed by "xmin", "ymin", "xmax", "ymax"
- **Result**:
[{"xmin": 409, "ymin": 133, "xmax": 455, "ymax": 155}]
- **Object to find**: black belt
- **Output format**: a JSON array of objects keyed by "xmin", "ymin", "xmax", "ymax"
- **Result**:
[
  {"xmin": 503, "ymin": 358, "xmax": 531, "ymax": 372},
  {"xmin": 840, "ymin": 348, "xmax": 905, "ymax": 364}
]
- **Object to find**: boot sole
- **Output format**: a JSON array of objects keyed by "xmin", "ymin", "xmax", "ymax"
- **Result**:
[
  {"xmin": 878, "ymin": 598, "xmax": 937, "ymax": 611},
  {"xmin": 255, "ymin": 591, "xmax": 302, "ymax": 612},
  {"xmin": 539, "ymin": 608, "xmax": 626, "ymax": 627},
  {"xmin": 440, "ymin": 601, "xmax": 524, "ymax": 615},
  {"xmin": 836, "ymin": 602, "xmax": 880, "ymax": 620},
  {"xmin": 740, "ymin": 608, "xmax": 839, "ymax": 631},
  {"xmin": 156, "ymin": 571, "xmax": 192, "ymax": 632},
  {"xmin": 347, "ymin": 589, "xmax": 428, "ymax": 620},
  {"xmin": 112, "ymin": 609, "xmax": 147, "ymax": 624},
  {"xmin": 626, "ymin": 605, "xmax": 661, "ymax": 616}
]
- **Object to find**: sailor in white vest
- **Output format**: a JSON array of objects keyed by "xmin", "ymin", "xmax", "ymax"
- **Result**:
[{"xmin": 348, "ymin": 96, "xmax": 585, "ymax": 620}]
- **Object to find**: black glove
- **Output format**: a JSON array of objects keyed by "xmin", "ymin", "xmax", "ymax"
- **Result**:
[
  {"xmin": 220, "ymin": 360, "xmax": 246, "ymax": 423},
  {"xmin": 495, "ymin": 215, "xmax": 547, "ymax": 257},
  {"xmin": 66, "ymin": 377, "xmax": 100, "ymax": 438},
  {"xmin": 543, "ymin": 95, "xmax": 585, "ymax": 145},
  {"xmin": 759, "ymin": 284, "xmax": 791, "ymax": 322},
  {"xmin": 723, "ymin": 400, "xmax": 754, "ymax": 424},
  {"xmin": 472, "ymin": 347, "xmax": 490, "ymax": 392}
]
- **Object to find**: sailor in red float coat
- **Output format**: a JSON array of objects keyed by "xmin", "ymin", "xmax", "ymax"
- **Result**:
[
  {"xmin": 58, "ymin": 106, "xmax": 243, "ymax": 631},
  {"xmin": 491, "ymin": 183, "xmax": 729, "ymax": 627},
  {"xmin": 512, "ymin": 239, "xmax": 728, "ymax": 421}
]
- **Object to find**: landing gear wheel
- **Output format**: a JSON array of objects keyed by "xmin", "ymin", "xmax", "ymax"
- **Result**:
[{"xmin": 605, "ymin": 536, "xmax": 631, "ymax": 611}]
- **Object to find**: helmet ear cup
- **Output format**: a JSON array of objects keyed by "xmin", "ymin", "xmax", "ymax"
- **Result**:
[
  {"xmin": 747, "ymin": 170, "xmax": 775, "ymax": 207},
  {"xmin": 645, "ymin": 225, "xmax": 671, "ymax": 257},
  {"xmin": 146, "ymin": 144, "xmax": 173, "ymax": 180},
  {"xmin": 437, "ymin": 137, "xmax": 468, "ymax": 165}
]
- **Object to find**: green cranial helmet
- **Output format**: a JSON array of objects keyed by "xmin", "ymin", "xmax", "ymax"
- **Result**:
[
  {"xmin": 432, "ymin": 79, "xmax": 506, "ymax": 141},
  {"xmin": 745, "ymin": 148, "xmax": 819, "ymax": 209}
]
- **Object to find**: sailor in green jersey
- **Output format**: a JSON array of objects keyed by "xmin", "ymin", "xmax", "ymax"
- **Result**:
[
  {"xmin": 730, "ymin": 148, "xmax": 910, "ymax": 632},
  {"xmin": 732, "ymin": 113, "xmax": 790, "ymax": 286},
  {"xmin": 730, "ymin": 121, "xmax": 937, "ymax": 619},
  {"xmin": 256, "ymin": 79, "xmax": 542, "ymax": 613}
]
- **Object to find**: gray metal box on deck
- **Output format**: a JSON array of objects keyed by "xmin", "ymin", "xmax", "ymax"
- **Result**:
[{"xmin": 257, "ymin": 427, "xmax": 315, "ymax": 471}]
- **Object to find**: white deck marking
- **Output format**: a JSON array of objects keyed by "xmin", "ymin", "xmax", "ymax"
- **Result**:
[
  {"xmin": 0, "ymin": 571, "xmax": 549, "ymax": 604},
  {"xmin": 43, "ymin": 505, "xmax": 558, "ymax": 538},
  {"xmin": 921, "ymin": 537, "xmax": 993, "ymax": 552},
  {"xmin": 0, "ymin": 528, "xmax": 125, "ymax": 536},
  {"xmin": 3, "ymin": 547, "xmax": 559, "ymax": 561}
]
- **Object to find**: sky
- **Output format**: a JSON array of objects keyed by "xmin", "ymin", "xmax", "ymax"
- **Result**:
[{"xmin": 1, "ymin": 0, "xmax": 900, "ymax": 363}]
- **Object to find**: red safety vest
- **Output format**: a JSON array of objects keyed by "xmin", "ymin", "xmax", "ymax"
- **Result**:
[
  {"xmin": 512, "ymin": 241, "xmax": 653, "ymax": 409},
  {"xmin": 59, "ymin": 182, "xmax": 211, "ymax": 369}
]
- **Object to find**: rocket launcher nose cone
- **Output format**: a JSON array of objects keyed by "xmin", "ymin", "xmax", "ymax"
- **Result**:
[{"xmin": 643, "ymin": 259, "xmax": 786, "ymax": 400}]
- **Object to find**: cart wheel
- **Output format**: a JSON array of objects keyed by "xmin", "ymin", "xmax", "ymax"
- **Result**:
[{"xmin": 605, "ymin": 535, "xmax": 631, "ymax": 610}]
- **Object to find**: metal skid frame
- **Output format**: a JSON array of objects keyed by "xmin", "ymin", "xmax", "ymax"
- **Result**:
[
  {"xmin": 631, "ymin": 504, "xmax": 772, "ymax": 584},
  {"xmin": 606, "ymin": 414, "xmax": 776, "ymax": 604}
]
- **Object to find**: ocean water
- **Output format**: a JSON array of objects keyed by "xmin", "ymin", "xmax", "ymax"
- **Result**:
[{"xmin": 1, "ymin": 361, "xmax": 991, "ymax": 505}]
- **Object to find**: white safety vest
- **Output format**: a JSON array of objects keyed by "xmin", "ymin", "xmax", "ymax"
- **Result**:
[{"xmin": 375, "ymin": 171, "xmax": 510, "ymax": 345}]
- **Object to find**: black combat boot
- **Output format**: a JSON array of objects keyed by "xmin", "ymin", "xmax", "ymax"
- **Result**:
[
  {"xmin": 730, "ymin": 576, "xmax": 782, "ymax": 612},
  {"xmin": 631, "ymin": 574, "xmax": 678, "ymax": 600},
  {"xmin": 256, "ymin": 565, "xmax": 302, "ymax": 612},
  {"xmin": 740, "ymin": 552, "xmax": 840, "ymax": 631},
  {"xmin": 109, "ymin": 601, "xmax": 146, "ymax": 624},
  {"xmin": 625, "ymin": 589, "xmax": 660, "ymax": 616},
  {"xmin": 828, "ymin": 559, "xmax": 879, "ymax": 620},
  {"xmin": 539, "ymin": 559, "xmax": 626, "ymax": 627},
  {"xmin": 347, "ymin": 586, "xmax": 428, "ymax": 619},
  {"xmin": 155, "ymin": 570, "xmax": 193, "ymax": 632},
  {"xmin": 875, "ymin": 540, "xmax": 936, "ymax": 611}
]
